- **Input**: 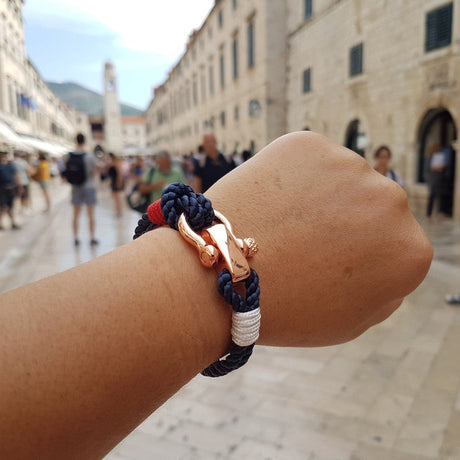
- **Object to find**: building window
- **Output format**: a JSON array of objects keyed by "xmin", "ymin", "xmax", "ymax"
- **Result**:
[
  {"xmin": 233, "ymin": 0, "xmax": 237, "ymax": 10},
  {"xmin": 209, "ymin": 64, "xmax": 214, "ymax": 95},
  {"xmin": 220, "ymin": 52, "xmax": 225, "ymax": 89},
  {"xmin": 220, "ymin": 111, "xmax": 226, "ymax": 127},
  {"xmin": 248, "ymin": 21, "xmax": 255, "ymax": 68},
  {"xmin": 425, "ymin": 3, "xmax": 453, "ymax": 52},
  {"xmin": 349, "ymin": 43, "xmax": 363, "ymax": 77},
  {"xmin": 8, "ymin": 82, "xmax": 15, "ymax": 115},
  {"xmin": 186, "ymin": 84, "xmax": 191, "ymax": 109},
  {"xmin": 193, "ymin": 77, "xmax": 198, "ymax": 105},
  {"xmin": 232, "ymin": 37, "xmax": 239, "ymax": 79},
  {"xmin": 218, "ymin": 10, "xmax": 223, "ymax": 28},
  {"xmin": 234, "ymin": 105, "xmax": 239, "ymax": 121},
  {"xmin": 304, "ymin": 0, "xmax": 313, "ymax": 20},
  {"xmin": 249, "ymin": 99, "xmax": 262, "ymax": 118},
  {"xmin": 200, "ymin": 72, "xmax": 206, "ymax": 101},
  {"xmin": 302, "ymin": 68, "xmax": 311, "ymax": 93}
]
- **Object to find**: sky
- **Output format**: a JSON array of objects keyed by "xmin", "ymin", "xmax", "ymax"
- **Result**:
[{"xmin": 23, "ymin": 0, "xmax": 215, "ymax": 110}]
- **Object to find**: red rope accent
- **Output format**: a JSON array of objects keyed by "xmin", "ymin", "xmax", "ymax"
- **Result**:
[{"xmin": 147, "ymin": 199, "xmax": 166, "ymax": 226}]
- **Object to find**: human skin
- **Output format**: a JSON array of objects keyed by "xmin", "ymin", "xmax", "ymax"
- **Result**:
[{"xmin": 0, "ymin": 132, "xmax": 432, "ymax": 459}]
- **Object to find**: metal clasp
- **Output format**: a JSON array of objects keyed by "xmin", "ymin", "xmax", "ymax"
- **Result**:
[{"xmin": 178, "ymin": 210, "xmax": 257, "ymax": 283}]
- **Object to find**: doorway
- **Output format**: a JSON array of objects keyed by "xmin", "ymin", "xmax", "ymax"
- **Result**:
[{"xmin": 417, "ymin": 108, "xmax": 457, "ymax": 216}]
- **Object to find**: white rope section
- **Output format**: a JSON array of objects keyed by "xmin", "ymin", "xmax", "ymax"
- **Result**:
[{"xmin": 231, "ymin": 308, "xmax": 261, "ymax": 347}]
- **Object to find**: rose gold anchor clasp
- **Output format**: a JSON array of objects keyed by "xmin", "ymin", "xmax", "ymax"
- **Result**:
[{"xmin": 177, "ymin": 210, "xmax": 258, "ymax": 283}]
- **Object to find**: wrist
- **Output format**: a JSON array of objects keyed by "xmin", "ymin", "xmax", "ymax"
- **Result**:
[{"xmin": 138, "ymin": 228, "xmax": 233, "ymax": 372}]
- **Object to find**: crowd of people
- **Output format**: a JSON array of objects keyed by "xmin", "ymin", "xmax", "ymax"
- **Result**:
[
  {"xmin": 0, "ymin": 149, "xmax": 61, "ymax": 230},
  {"xmin": 1, "ymin": 133, "xmax": 458, "ymax": 305},
  {"xmin": 0, "ymin": 132, "xmax": 248, "ymax": 236}
]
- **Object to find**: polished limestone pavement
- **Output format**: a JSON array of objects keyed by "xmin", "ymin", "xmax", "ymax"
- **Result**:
[{"xmin": 1, "ymin": 183, "xmax": 459, "ymax": 460}]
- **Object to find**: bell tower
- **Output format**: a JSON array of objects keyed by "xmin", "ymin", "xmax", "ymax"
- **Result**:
[{"xmin": 103, "ymin": 61, "xmax": 123, "ymax": 153}]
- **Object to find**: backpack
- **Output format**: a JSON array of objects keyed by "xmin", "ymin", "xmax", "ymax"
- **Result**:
[
  {"xmin": 126, "ymin": 166, "xmax": 155, "ymax": 214},
  {"xmin": 64, "ymin": 152, "xmax": 87, "ymax": 185}
]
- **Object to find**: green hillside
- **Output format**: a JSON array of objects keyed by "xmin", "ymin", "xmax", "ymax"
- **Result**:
[{"xmin": 46, "ymin": 81, "xmax": 143, "ymax": 116}]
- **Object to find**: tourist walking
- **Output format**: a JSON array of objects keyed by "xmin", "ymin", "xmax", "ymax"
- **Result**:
[
  {"xmin": 63, "ymin": 133, "xmax": 98, "ymax": 246},
  {"xmin": 13, "ymin": 151, "xmax": 32, "ymax": 212},
  {"xmin": 130, "ymin": 156, "xmax": 145, "ymax": 185},
  {"xmin": 426, "ymin": 143, "xmax": 448, "ymax": 220},
  {"xmin": 107, "ymin": 152, "xmax": 125, "ymax": 217},
  {"xmin": 193, "ymin": 133, "xmax": 235, "ymax": 193},
  {"xmin": 34, "ymin": 151, "xmax": 51, "ymax": 212},
  {"xmin": 0, "ymin": 151, "xmax": 22, "ymax": 229}
]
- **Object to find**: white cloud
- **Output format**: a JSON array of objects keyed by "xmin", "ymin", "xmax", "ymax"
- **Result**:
[{"xmin": 24, "ymin": 0, "xmax": 214, "ymax": 61}]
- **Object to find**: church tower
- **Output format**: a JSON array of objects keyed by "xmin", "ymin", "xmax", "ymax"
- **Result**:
[{"xmin": 103, "ymin": 61, "xmax": 123, "ymax": 153}]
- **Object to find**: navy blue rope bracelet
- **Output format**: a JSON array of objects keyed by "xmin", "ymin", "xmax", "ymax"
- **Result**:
[{"xmin": 133, "ymin": 183, "xmax": 260, "ymax": 377}]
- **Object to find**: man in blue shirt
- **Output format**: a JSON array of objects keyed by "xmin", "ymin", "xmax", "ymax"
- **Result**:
[
  {"xmin": 193, "ymin": 133, "xmax": 235, "ymax": 193},
  {"xmin": 0, "ymin": 151, "xmax": 21, "ymax": 229}
]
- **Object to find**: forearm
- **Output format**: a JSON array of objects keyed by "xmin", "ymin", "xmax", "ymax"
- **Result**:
[
  {"xmin": 0, "ymin": 131, "xmax": 432, "ymax": 459},
  {"xmin": 0, "ymin": 229, "xmax": 232, "ymax": 459}
]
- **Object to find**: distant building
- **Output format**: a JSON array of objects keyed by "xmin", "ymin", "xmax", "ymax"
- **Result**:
[
  {"xmin": 145, "ymin": 0, "xmax": 287, "ymax": 156},
  {"xmin": 89, "ymin": 61, "xmax": 146, "ymax": 156},
  {"xmin": 121, "ymin": 116, "xmax": 147, "ymax": 153},
  {"xmin": 0, "ymin": 0, "xmax": 80, "ymax": 155}
]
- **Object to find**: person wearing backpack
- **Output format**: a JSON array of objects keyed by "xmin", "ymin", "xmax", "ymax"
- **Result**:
[{"xmin": 63, "ymin": 133, "xmax": 98, "ymax": 246}]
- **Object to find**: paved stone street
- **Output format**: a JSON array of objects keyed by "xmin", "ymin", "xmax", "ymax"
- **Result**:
[{"xmin": 1, "ymin": 182, "xmax": 460, "ymax": 460}]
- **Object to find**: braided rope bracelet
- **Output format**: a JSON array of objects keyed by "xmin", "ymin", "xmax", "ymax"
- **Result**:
[{"xmin": 133, "ymin": 183, "xmax": 261, "ymax": 377}]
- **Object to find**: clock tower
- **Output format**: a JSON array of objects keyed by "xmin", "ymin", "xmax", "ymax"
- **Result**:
[{"xmin": 103, "ymin": 61, "xmax": 123, "ymax": 153}]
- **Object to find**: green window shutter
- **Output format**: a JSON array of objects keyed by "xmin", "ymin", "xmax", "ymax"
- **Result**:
[
  {"xmin": 425, "ymin": 3, "xmax": 453, "ymax": 52},
  {"xmin": 302, "ymin": 68, "xmax": 311, "ymax": 93},
  {"xmin": 305, "ymin": 0, "xmax": 313, "ymax": 20},
  {"xmin": 349, "ymin": 43, "xmax": 363, "ymax": 77}
]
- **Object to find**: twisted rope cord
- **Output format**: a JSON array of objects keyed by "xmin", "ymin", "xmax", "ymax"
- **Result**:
[{"xmin": 133, "ymin": 183, "xmax": 260, "ymax": 377}]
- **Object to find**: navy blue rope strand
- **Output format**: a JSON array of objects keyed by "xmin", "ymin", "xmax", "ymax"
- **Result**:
[
  {"xmin": 133, "ymin": 183, "xmax": 260, "ymax": 377},
  {"xmin": 133, "ymin": 213, "xmax": 158, "ymax": 240}
]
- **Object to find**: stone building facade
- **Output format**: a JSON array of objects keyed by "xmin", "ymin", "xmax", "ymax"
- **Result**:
[
  {"xmin": 145, "ymin": 0, "xmax": 287, "ymax": 156},
  {"xmin": 146, "ymin": 0, "xmax": 459, "ymax": 220},
  {"xmin": 121, "ymin": 116, "xmax": 146, "ymax": 152},
  {"xmin": 0, "ymin": 0, "xmax": 80, "ymax": 155},
  {"xmin": 287, "ymin": 0, "xmax": 460, "ymax": 219}
]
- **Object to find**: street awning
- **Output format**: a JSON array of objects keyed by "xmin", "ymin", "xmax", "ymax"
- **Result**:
[
  {"xmin": 0, "ymin": 121, "xmax": 33, "ymax": 152},
  {"xmin": 18, "ymin": 135, "xmax": 72, "ymax": 158}
]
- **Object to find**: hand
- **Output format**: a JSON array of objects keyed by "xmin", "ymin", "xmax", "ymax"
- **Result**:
[{"xmin": 206, "ymin": 131, "xmax": 432, "ymax": 346}]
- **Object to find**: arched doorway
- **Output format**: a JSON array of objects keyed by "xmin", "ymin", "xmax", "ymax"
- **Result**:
[
  {"xmin": 345, "ymin": 119, "xmax": 367, "ymax": 157},
  {"xmin": 417, "ymin": 108, "xmax": 457, "ymax": 217}
]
